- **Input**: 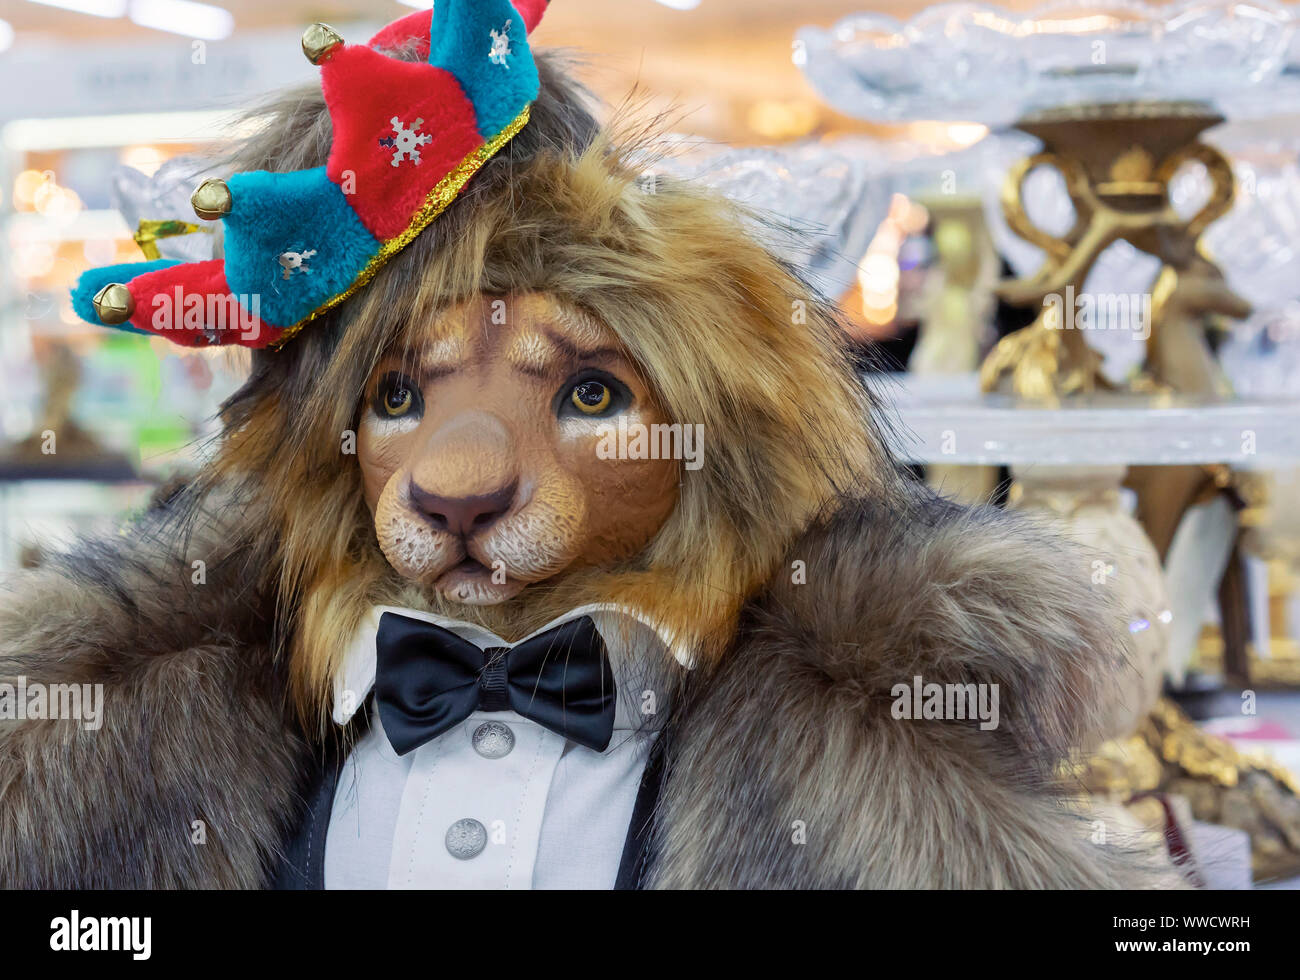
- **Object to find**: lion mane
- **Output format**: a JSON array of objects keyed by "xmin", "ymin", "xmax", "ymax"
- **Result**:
[{"xmin": 194, "ymin": 51, "xmax": 901, "ymax": 729}]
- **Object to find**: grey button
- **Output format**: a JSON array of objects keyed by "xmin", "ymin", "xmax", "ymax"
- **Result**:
[
  {"xmin": 445, "ymin": 818, "xmax": 487, "ymax": 860},
  {"xmin": 472, "ymin": 721, "xmax": 515, "ymax": 759}
]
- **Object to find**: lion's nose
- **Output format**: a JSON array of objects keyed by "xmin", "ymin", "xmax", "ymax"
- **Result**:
[{"xmin": 408, "ymin": 480, "xmax": 517, "ymax": 536}]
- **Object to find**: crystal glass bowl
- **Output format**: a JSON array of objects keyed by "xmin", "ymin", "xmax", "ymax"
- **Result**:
[{"xmin": 797, "ymin": 0, "xmax": 1300, "ymax": 126}]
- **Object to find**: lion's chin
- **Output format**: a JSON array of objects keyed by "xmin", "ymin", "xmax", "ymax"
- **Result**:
[{"xmin": 431, "ymin": 558, "xmax": 528, "ymax": 606}]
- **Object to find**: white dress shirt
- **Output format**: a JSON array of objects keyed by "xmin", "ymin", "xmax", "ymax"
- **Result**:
[{"xmin": 323, "ymin": 604, "xmax": 683, "ymax": 890}]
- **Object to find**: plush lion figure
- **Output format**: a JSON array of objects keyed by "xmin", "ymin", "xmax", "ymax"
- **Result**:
[{"xmin": 0, "ymin": 16, "xmax": 1171, "ymax": 889}]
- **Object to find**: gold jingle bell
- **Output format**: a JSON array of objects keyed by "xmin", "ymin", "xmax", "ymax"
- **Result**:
[
  {"xmin": 302, "ymin": 23, "xmax": 344, "ymax": 65},
  {"xmin": 191, "ymin": 178, "xmax": 232, "ymax": 221},
  {"xmin": 92, "ymin": 283, "xmax": 134, "ymax": 325}
]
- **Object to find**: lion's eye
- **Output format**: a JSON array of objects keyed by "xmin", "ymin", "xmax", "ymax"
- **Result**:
[
  {"xmin": 385, "ymin": 387, "xmax": 414, "ymax": 416},
  {"xmin": 556, "ymin": 371, "xmax": 629, "ymax": 420},
  {"xmin": 373, "ymin": 372, "xmax": 424, "ymax": 421},
  {"xmin": 570, "ymin": 380, "xmax": 611, "ymax": 415}
]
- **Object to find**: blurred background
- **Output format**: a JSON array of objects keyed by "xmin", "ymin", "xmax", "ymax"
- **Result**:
[{"xmin": 4, "ymin": 0, "xmax": 1300, "ymax": 885}]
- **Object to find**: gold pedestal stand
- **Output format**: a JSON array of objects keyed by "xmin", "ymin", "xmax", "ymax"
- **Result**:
[
  {"xmin": 979, "ymin": 101, "xmax": 1248, "ymax": 401},
  {"xmin": 1071, "ymin": 699, "xmax": 1300, "ymax": 882}
]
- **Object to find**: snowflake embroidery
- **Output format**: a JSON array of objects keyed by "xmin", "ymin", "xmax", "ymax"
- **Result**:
[
  {"xmin": 379, "ymin": 117, "xmax": 432, "ymax": 167},
  {"xmin": 488, "ymin": 22, "xmax": 512, "ymax": 67},
  {"xmin": 279, "ymin": 249, "xmax": 316, "ymax": 280}
]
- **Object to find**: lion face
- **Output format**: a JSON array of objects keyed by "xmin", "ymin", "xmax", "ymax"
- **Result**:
[{"xmin": 358, "ymin": 292, "xmax": 680, "ymax": 606}]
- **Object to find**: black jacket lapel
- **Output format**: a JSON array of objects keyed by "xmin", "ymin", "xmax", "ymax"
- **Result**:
[
  {"xmin": 273, "ymin": 709, "xmax": 370, "ymax": 890},
  {"xmin": 614, "ymin": 732, "xmax": 667, "ymax": 890}
]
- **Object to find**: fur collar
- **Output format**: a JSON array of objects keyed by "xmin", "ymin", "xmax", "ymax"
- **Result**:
[
  {"xmin": 0, "ymin": 490, "xmax": 1169, "ymax": 888},
  {"xmin": 0, "ymin": 502, "xmax": 306, "ymax": 887},
  {"xmin": 650, "ymin": 494, "xmax": 1169, "ymax": 888}
]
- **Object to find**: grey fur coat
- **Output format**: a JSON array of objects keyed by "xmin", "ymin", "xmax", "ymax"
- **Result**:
[{"xmin": 0, "ymin": 490, "xmax": 1169, "ymax": 888}]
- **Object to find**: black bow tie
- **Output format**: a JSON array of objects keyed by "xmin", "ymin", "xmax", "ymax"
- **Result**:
[{"xmin": 374, "ymin": 612, "xmax": 617, "ymax": 755}]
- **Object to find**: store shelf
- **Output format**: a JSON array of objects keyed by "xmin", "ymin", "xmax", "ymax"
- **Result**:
[{"xmin": 878, "ymin": 372, "xmax": 1300, "ymax": 467}]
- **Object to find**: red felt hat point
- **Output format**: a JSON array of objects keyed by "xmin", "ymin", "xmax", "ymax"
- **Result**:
[
  {"xmin": 322, "ymin": 47, "xmax": 481, "ymax": 241},
  {"xmin": 369, "ymin": 1, "xmax": 548, "ymax": 59},
  {"xmin": 515, "ymin": 0, "xmax": 549, "ymax": 33},
  {"xmin": 125, "ymin": 260, "xmax": 283, "ymax": 349}
]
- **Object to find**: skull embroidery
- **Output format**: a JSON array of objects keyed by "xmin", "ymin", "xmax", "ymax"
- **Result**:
[
  {"xmin": 279, "ymin": 249, "xmax": 317, "ymax": 280},
  {"xmin": 489, "ymin": 23, "xmax": 512, "ymax": 67}
]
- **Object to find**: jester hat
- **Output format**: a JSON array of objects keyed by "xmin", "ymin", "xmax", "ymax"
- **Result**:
[{"xmin": 71, "ymin": 0, "xmax": 549, "ymax": 349}]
